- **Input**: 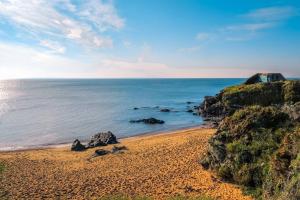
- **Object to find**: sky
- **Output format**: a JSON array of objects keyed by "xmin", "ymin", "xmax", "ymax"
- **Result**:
[{"xmin": 0, "ymin": 0, "xmax": 299, "ymax": 79}]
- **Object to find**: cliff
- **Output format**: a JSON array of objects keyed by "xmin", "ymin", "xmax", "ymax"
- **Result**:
[{"xmin": 199, "ymin": 80, "xmax": 300, "ymax": 200}]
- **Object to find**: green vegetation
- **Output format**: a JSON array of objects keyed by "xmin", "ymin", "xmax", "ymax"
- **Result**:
[
  {"xmin": 0, "ymin": 162, "xmax": 5, "ymax": 175},
  {"xmin": 220, "ymin": 81, "xmax": 300, "ymax": 108},
  {"xmin": 201, "ymin": 80, "xmax": 300, "ymax": 200}
]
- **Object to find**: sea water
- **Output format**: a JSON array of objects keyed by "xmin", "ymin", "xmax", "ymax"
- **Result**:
[{"xmin": 0, "ymin": 78, "xmax": 244, "ymax": 150}]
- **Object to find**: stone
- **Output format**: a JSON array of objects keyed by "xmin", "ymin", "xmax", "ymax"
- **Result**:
[
  {"xmin": 71, "ymin": 139, "xmax": 86, "ymax": 151},
  {"xmin": 86, "ymin": 131, "xmax": 118, "ymax": 148},
  {"xmin": 130, "ymin": 118, "xmax": 165, "ymax": 124},
  {"xmin": 112, "ymin": 146, "xmax": 128, "ymax": 154},
  {"xmin": 160, "ymin": 108, "xmax": 170, "ymax": 112}
]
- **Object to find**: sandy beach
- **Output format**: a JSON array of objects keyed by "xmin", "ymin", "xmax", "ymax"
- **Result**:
[{"xmin": 0, "ymin": 127, "xmax": 252, "ymax": 200}]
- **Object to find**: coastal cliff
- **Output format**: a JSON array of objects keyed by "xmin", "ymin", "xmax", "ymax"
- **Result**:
[{"xmin": 200, "ymin": 80, "xmax": 300, "ymax": 200}]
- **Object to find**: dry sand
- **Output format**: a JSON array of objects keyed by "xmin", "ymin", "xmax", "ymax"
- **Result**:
[{"xmin": 0, "ymin": 127, "xmax": 252, "ymax": 200}]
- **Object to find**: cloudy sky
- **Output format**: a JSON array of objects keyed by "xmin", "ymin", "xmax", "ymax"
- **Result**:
[{"xmin": 0, "ymin": 0, "xmax": 299, "ymax": 79}]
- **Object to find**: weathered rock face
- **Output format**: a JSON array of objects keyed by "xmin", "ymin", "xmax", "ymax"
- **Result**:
[
  {"xmin": 282, "ymin": 102, "xmax": 300, "ymax": 122},
  {"xmin": 244, "ymin": 73, "xmax": 286, "ymax": 84},
  {"xmin": 200, "ymin": 79, "xmax": 300, "ymax": 200},
  {"xmin": 71, "ymin": 139, "xmax": 86, "ymax": 151},
  {"xmin": 130, "ymin": 118, "xmax": 165, "ymax": 124},
  {"xmin": 86, "ymin": 131, "xmax": 118, "ymax": 148}
]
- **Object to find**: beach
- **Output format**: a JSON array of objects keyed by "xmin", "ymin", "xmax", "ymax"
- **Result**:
[{"xmin": 0, "ymin": 127, "xmax": 252, "ymax": 200}]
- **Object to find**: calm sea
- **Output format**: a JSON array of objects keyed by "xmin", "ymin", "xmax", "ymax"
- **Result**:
[{"xmin": 0, "ymin": 78, "xmax": 244, "ymax": 150}]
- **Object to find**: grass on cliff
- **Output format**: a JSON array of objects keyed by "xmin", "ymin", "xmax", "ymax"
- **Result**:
[
  {"xmin": 220, "ymin": 80, "xmax": 300, "ymax": 107},
  {"xmin": 0, "ymin": 162, "xmax": 5, "ymax": 175}
]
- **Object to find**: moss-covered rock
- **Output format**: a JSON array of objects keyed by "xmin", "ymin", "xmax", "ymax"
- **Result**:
[{"xmin": 198, "ymin": 80, "xmax": 300, "ymax": 122}]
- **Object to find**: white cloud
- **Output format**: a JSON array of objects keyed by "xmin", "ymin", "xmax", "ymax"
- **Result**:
[
  {"xmin": 178, "ymin": 46, "xmax": 201, "ymax": 53},
  {"xmin": 196, "ymin": 33, "xmax": 214, "ymax": 41},
  {"xmin": 78, "ymin": 0, "xmax": 125, "ymax": 32},
  {"xmin": 0, "ymin": 42, "xmax": 95, "ymax": 79},
  {"xmin": 0, "ymin": 42, "xmax": 169, "ymax": 79},
  {"xmin": 39, "ymin": 40, "xmax": 66, "ymax": 54},
  {"xmin": 219, "ymin": 6, "xmax": 298, "ymax": 41},
  {"xmin": 101, "ymin": 59, "xmax": 168, "ymax": 70},
  {"xmin": 224, "ymin": 22, "xmax": 276, "ymax": 32},
  {"xmin": 0, "ymin": 0, "xmax": 124, "ymax": 50},
  {"xmin": 245, "ymin": 6, "xmax": 298, "ymax": 21}
]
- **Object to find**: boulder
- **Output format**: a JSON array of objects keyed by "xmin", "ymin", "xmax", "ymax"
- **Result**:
[
  {"xmin": 130, "ymin": 118, "xmax": 165, "ymax": 124},
  {"xmin": 71, "ymin": 139, "xmax": 86, "ymax": 151},
  {"xmin": 112, "ymin": 146, "xmax": 128, "ymax": 154},
  {"xmin": 186, "ymin": 101, "xmax": 194, "ymax": 104},
  {"xmin": 86, "ymin": 131, "xmax": 118, "ymax": 148},
  {"xmin": 94, "ymin": 149, "xmax": 110, "ymax": 156}
]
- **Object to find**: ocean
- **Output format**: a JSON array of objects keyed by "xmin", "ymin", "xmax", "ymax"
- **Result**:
[{"xmin": 0, "ymin": 78, "xmax": 244, "ymax": 150}]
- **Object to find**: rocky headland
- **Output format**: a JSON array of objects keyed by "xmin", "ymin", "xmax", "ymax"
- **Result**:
[{"xmin": 199, "ymin": 79, "xmax": 300, "ymax": 200}]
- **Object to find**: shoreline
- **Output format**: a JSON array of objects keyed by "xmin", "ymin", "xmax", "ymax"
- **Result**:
[{"xmin": 0, "ymin": 123, "xmax": 215, "ymax": 153}]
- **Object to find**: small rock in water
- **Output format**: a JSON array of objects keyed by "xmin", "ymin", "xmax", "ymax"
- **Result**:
[
  {"xmin": 71, "ymin": 139, "xmax": 86, "ymax": 151},
  {"xmin": 112, "ymin": 146, "xmax": 128, "ymax": 154},
  {"xmin": 130, "ymin": 118, "xmax": 165, "ymax": 124},
  {"xmin": 86, "ymin": 131, "xmax": 118, "ymax": 148},
  {"xmin": 133, "ymin": 107, "xmax": 139, "ymax": 110},
  {"xmin": 160, "ymin": 108, "xmax": 170, "ymax": 112},
  {"xmin": 187, "ymin": 109, "xmax": 193, "ymax": 113},
  {"xmin": 186, "ymin": 101, "xmax": 194, "ymax": 104}
]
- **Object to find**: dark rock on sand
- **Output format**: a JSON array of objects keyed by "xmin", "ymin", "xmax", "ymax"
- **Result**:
[
  {"xmin": 86, "ymin": 131, "xmax": 118, "ymax": 148},
  {"xmin": 112, "ymin": 146, "xmax": 128, "ymax": 154},
  {"xmin": 130, "ymin": 118, "xmax": 165, "ymax": 124},
  {"xmin": 94, "ymin": 149, "xmax": 110, "ymax": 156},
  {"xmin": 71, "ymin": 139, "xmax": 86, "ymax": 151},
  {"xmin": 88, "ymin": 149, "xmax": 110, "ymax": 160},
  {"xmin": 160, "ymin": 108, "xmax": 170, "ymax": 112}
]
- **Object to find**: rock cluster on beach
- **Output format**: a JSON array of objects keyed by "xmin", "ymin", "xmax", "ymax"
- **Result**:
[
  {"xmin": 71, "ymin": 131, "xmax": 118, "ymax": 151},
  {"xmin": 199, "ymin": 78, "xmax": 300, "ymax": 200}
]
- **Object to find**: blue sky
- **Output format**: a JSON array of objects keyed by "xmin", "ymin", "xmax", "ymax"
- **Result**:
[{"xmin": 0, "ymin": 0, "xmax": 299, "ymax": 79}]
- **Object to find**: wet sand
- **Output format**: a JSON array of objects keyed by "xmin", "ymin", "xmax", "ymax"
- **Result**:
[{"xmin": 0, "ymin": 127, "xmax": 252, "ymax": 200}]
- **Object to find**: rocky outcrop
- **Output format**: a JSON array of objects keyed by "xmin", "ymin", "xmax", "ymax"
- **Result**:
[
  {"xmin": 244, "ymin": 73, "xmax": 286, "ymax": 84},
  {"xmin": 197, "ymin": 80, "xmax": 300, "ymax": 122},
  {"xmin": 160, "ymin": 108, "xmax": 171, "ymax": 112},
  {"xmin": 86, "ymin": 131, "xmax": 118, "ymax": 148},
  {"xmin": 130, "ymin": 118, "xmax": 165, "ymax": 124},
  {"xmin": 200, "ymin": 79, "xmax": 300, "ymax": 200},
  {"xmin": 71, "ymin": 139, "xmax": 86, "ymax": 151}
]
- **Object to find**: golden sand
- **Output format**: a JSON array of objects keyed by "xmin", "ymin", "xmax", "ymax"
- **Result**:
[{"xmin": 0, "ymin": 127, "xmax": 252, "ymax": 200}]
